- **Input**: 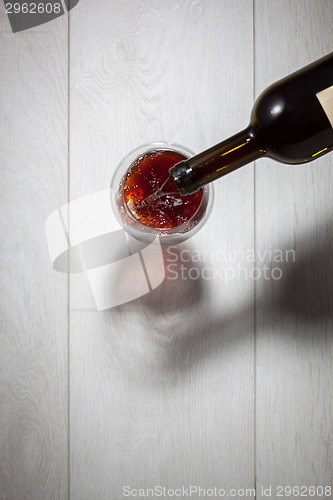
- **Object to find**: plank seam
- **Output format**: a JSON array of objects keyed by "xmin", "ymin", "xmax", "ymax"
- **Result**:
[
  {"xmin": 67, "ymin": 4, "xmax": 71, "ymax": 499},
  {"xmin": 253, "ymin": 0, "xmax": 257, "ymax": 499}
]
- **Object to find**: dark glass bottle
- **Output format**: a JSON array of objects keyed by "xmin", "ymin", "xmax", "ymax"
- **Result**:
[{"xmin": 169, "ymin": 52, "xmax": 333, "ymax": 195}]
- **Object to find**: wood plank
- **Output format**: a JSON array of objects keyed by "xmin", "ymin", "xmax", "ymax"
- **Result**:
[
  {"xmin": 69, "ymin": 0, "xmax": 255, "ymax": 498},
  {"xmin": 255, "ymin": 0, "xmax": 333, "ymax": 495},
  {"xmin": 0, "ymin": 7, "xmax": 69, "ymax": 500}
]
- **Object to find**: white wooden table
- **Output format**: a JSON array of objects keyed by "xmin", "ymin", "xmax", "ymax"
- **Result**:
[{"xmin": 1, "ymin": 1, "xmax": 332, "ymax": 499}]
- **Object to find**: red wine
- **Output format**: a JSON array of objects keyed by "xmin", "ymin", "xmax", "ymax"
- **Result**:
[
  {"xmin": 168, "ymin": 52, "xmax": 333, "ymax": 195},
  {"xmin": 122, "ymin": 149, "xmax": 204, "ymax": 229}
]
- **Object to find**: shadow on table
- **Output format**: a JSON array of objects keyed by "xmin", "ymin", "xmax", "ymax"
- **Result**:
[
  {"xmin": 108, "ymin": 217, "xmax": 333, "ymax": 377},
  {"xmin": 276, "ymin": 223, "xmax": 333, "ymax": 321}
]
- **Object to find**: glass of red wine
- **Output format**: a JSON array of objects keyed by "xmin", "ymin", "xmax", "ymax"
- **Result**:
[{"xmin": 111, "ymin": 142, "xmax": 214, "ymax": 244}]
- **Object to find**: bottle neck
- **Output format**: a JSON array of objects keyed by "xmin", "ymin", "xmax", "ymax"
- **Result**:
[{"xmin": 170, "ymin": 126, "xmax": 266, "ymax": 194}]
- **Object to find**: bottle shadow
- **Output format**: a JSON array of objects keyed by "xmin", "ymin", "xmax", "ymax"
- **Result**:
[
  {"xmin": 108, "ymin": 242, "xmax": 250, "ymax": 380},
  {"xmin": 275, "ymin": 225, "xmax": 333, "ymax": 322},
  {"xmin": 108, "ymin": 218, "xmax": 333, "ymax": 381}
]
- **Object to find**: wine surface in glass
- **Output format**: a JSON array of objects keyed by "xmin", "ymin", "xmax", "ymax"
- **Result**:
[{"xmin": 123, "ymin": 149, "xmax": 203, "ymax": 229}]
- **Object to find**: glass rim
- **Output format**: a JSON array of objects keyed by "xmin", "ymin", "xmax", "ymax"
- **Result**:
[{"xmin": 111, "ymin": 141, "xmax": 214, "ymax": 242}]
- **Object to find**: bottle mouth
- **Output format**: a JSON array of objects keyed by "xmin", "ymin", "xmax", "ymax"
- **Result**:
[{"xmin": 169, "ymin": 160, "xmax": 198, "ymax": 195}]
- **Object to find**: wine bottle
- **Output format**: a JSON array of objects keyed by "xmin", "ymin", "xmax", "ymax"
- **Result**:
[{"xmin": 169, "ymin": 52, "xmax": 333, "ymax": 195}]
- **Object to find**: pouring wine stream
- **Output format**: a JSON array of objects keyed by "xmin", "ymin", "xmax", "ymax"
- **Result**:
[{"xmin": 134, "ymin": 176, "xmax": 177, "ymax": 210}]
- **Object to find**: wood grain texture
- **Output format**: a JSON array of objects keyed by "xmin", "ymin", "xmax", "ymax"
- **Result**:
[
  {"xmin": 0, "ymin": 6, "xmax": 68, "ymax": 500},
  {"xmin": 255, "ymin": 0, "xmax": 333, "ymax": 495},
  {"xmin": 69, "ymin": 1, "xmax": 255, "ymax": 498},
  {"xmin": 2, "ymin": 1, "xmax": 332, "ymax": 499}
]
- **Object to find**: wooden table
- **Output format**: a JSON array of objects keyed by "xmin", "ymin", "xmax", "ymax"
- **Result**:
[{"xmin": 1, "ymin": 1, "xmax": 332, "ymax": 498}]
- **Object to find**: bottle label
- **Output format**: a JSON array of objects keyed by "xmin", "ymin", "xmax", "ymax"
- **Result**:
[{"xmin": 316, "ymin": 85, "xmax": 333, "ymax": 128}]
